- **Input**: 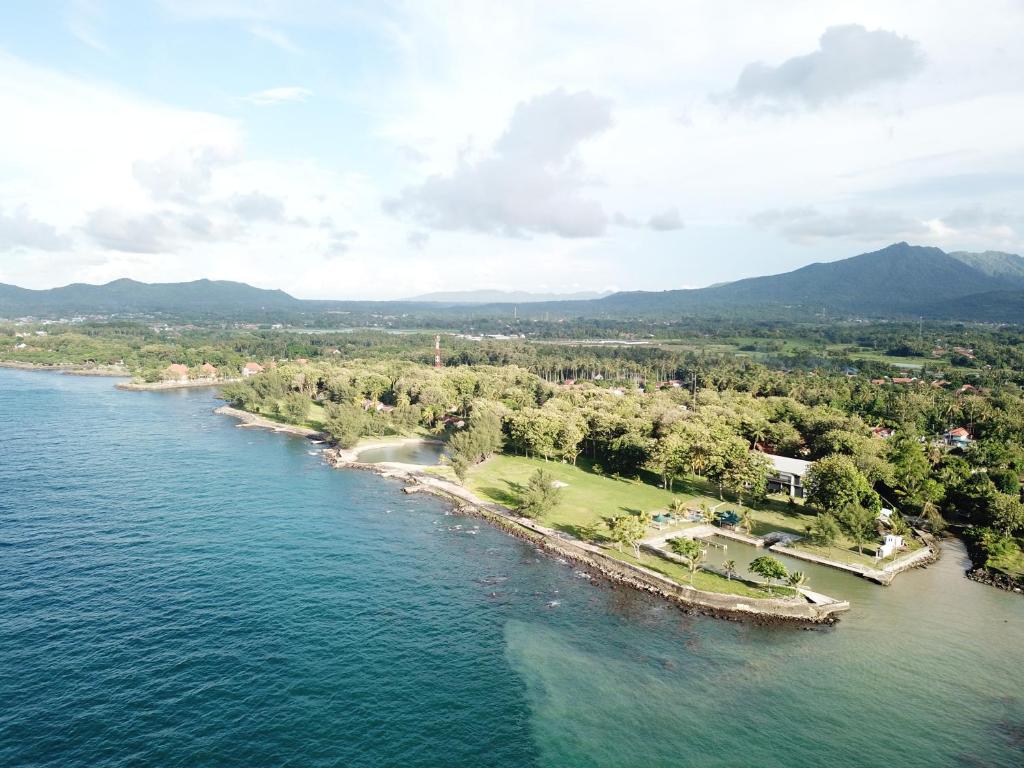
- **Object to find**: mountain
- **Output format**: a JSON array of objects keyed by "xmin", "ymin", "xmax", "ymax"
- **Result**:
[
  {"xmin": 5, "ymin": 243, "xmax": 1024, "ymax": 323},
  {"xmin": 0, "ymin": 278, "xmax": 301, "ymax": 317},
  {"xmin": 402, "ymin": 289, "xmax": 611, "ymax": 304},
  {"xmin": 579, "ymin": 243, "xmax": 1024, "ymax": 318},
  {"xmin": 948, "ymin": 250, "xmax": 1024, "ymax": 282}
]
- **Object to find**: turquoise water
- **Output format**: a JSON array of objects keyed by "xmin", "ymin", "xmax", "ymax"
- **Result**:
[{"xmin": 1, "ymin": 368, "xmax": 1022, "ymax": 767}]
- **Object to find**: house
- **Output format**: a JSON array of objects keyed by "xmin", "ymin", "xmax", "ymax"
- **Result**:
[
  {"xmin": 200, "ymin": 362, "xmax": 217, "ymax": 377},
  {"xmin": 877, "ymin": 534, "xmax": 904, "ymax": 559},
  {"xmin": 892, "ymin": 377, "xmax": 917, "ymax": 385},
  {"xmin": 761, "ymin": 452, "xmax": 812, "ymax": 498},
  {"xmin": 164, "ymin": 363, "xmax": 189, "ymax": 381},
  {"xmin": 943, "ymin": 427, "xmax": 972, "ymax": 449},
  {"xmin": 871, "ymin": 426, "xmax": 896, "ymax": 439},
  {"xmin": 242, "ymin": 362, "xmax": 264, "ymax": 377}
]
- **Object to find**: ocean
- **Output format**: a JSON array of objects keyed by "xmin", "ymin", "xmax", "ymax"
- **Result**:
[{"xmin": 1, "ymin": 367, "xmax": 1021, "ymax": 767}]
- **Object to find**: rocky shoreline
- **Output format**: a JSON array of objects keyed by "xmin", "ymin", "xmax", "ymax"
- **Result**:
[
  {"xmin": 966, "ymin": 568, "xmax": 1024, "ymax": 594},
  {"xmin": 213, "ymin": 407, "xmax": 849, "ymax": 626}
]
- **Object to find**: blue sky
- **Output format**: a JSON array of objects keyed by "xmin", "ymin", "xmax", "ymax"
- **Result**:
[{"xmin": 1, "ymin": 1, "xmax": 1023, "ymax": 299}]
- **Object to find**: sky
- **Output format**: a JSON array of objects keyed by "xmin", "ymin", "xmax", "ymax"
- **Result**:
[{"xmin": 1, "ymin": 1, "xmax": 1023, "ymax": 300}]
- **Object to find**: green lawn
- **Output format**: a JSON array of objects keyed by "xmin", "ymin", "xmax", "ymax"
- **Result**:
[
  {"xmin": 607, "ymin": 548, "xmax": 796, "ymax": 599},
  {"xmin": 987, "ymin": 541, "xmax": 1024, "ymax": 579},
  {"xmin": 465, "ymin": 454, "xmax": 695, "ymax": 540}
]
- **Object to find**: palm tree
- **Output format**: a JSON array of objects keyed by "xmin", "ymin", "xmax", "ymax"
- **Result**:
[
  {"xmin": 787, "ymin": 571, "xmax": 809, "ymax": 594},
  {"xmin": 668, "ymin": 498, "xmax": 686, "ymax": 515},
  {"xmin": 722, "ymin": 560, "xmax": 737, "ymax": 581},
  {"xmin": 740, "ymin": 509, "xmax": 753, "ymax": 534}
]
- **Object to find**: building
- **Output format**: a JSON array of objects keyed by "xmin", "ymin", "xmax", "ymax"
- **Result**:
[
  {"xmin": 164, "ymin": 363, "xmax": 189, "ymax": 381},
  {"xmin": 877, "ymin": 534, "xmax": 904, "ymax": 559},
  {"xmin": 761, "ymin": 452, "xmax": 812, "ymax": 498},
  {"xmin": 943, "ymin": 427, "xmax": 972, "ymax": 449},
  {"xmin": 242, "ymin": 362, "xmax": 264, "ymax": 377},
  {"xmin": 871, "ymin": 426, "xmax": 895, "ymax": 439}
]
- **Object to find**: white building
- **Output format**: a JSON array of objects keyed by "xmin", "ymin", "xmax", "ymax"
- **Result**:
[
  {"xmin": 877, "ymin": 534, "xmax": 904, "ymax": 559},
  {"xmin": 761, "ymin": 452, "xmax": 812, "ymax": 498}
]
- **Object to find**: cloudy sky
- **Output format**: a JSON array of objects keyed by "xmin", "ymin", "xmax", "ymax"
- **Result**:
[{"xmin": 1, "ymin": 1, "xmax": 1023, "ymax": 299}]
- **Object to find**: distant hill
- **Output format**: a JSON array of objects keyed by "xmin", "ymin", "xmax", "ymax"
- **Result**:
[
  {"xmin": 948, "ymin": 250, "xmax": 1024, "ymax": 281},
  {"xmin": 581, "ymin": 243, "xmax": 1024, "ymax": 318},
  {"xmin": 403, "ymin": 289, "xmax": 611, "ymax": 304},
  {"xmin": 5, "ymin": 243, "xmax": 1024, "ymax": 324},
  {"xmin": 0, "ymin": 278, "xmax": 301, "ymax": 317}
]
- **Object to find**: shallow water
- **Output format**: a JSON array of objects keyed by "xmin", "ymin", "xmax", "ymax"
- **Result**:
[
  {"xmin": 1, "ymin": 368, "xmax": 1022, "ymax": 767},
  {"xmin": 357, "ymin": 441, "xmax": 445, "ymax": 465}
]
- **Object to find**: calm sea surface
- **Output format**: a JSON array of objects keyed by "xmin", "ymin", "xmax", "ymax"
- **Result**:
[{"xmin": 1, "ymin": 368, "xmax": 1022, "ymax": 767}]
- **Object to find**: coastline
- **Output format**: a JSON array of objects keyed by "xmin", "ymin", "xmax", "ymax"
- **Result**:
[
  {"xmin": 213, "ymin": 405, "xmax": 323, "ymax": 438},
  {"xmin": 214, "ymin": 405, "xmax": 847, "ymax": 626},
  {"xmin": 213, "ymin": 405, "xmax": 848, "ymax": 625},
  {"xmin": 337, "ymin": 457, "xmax": 850, "ymax": 625},
  {"xmin": 0, "ymin": 361, "xmax": 130, "ymax": 377},
  {"xmin": 335, "ymin": 436, "xmax": 444, "ymax": 463},
  {"xmin": 118, "ymin": 377, "xmax": 241, "ymax": 391}
]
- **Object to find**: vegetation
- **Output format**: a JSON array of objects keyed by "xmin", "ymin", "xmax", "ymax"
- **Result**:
[
  {"xmin": 748, "ymin": 556, "xmax": 789, "ymax": 595},
  {"xmin": 6, "ymin": 307, "xmax": 1024, "ymax": 589},
  {"xmin": 518, "ymin": 469, "xmax": 563, "ymax": 519}
]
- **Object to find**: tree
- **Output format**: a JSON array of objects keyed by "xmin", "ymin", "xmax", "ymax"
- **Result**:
[
  {"xmin": 748, "ymin": 555, "xmax": 788, "ymax": 594},
  {"xmin": 323, "ymin": 403, "xmax": 364, "ymax": 448},
  {"xmin": 608, "ymin": 513, "xmax": 648, "ymax": 558},
  {"xmin": 669, "ymin": 537, "xmax": 705, "ymax": 583},
  {"xmin": 805, "ymin": 455, "xmax": 878, "ymax": 517},
  {"xmin": 838, "ymin": 505, "xmax": 878, "ymax": 554},
  {"xmin": 518, "ymin": 469, "xmax": 562, "ymax": 518},
  {"xmin": 722, "ymin": 559, "xmax": 737, "ymax": 581},
  {"xmin": 990, "ymin": 493, "xmax": 1024, "ymax": 537},
  {"xmin": 281, "ymin": 392, "xmax": 310, "ymax": 424},
  {"xmin": 809, "ymin": 513, "xmax": 841, "ymax": 547},
  {"xmin": 787, "ymin": 571, "xmax": 809, "ymax": 592}
]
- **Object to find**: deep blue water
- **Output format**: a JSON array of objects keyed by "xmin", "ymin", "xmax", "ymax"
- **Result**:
[{"xmin": 1, "ymin": 368, "xmax": 1022, "ymax": 767}]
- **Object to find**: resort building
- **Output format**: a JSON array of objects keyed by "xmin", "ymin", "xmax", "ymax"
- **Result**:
[
  {"xmin": 242, "ymin": 362, "xmax": 264, "ymax": 377},
  {"xmin": 761, "ymin": 452, "xmax": 812, "ymax": 498}
]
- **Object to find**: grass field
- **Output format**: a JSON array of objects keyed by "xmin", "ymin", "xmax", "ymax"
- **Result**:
[
  {"xmin": 464, "ymin": 452, "xmax": 905, "ymax": 574},
  {"xmin": 465, "ymin": 454, "xmax": 689, "ymax": 539},
  {"xmin": 607, "ymin": 548, "xmax": 796, "ymax": 598},
  {"xmin": 987, "ymin": 542, "xmax": 1024, "ymax": 579}
]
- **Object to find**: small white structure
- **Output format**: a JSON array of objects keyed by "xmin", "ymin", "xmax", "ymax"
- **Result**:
[
  {"xmin": 877, "ymin": 534, "xmax": 904, "ymax": 559},
  {"xmin": 878, "ymin": 508, "xmax": 894, "ymax": 524}
]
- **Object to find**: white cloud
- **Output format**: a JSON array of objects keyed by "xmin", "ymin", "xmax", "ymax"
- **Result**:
[
  {"xmin": 0, "ymin": 207, "xmax": 72, "ymax": 251},
  {"xmin": 248, "ymin": 24, "xmax": 303, "ymax": 54},
  {"xmin": 385, "ymin": 89, "xmax": 613, "ymax": 238},
  {"xmin": 724, "ymin": 24, "xmax": 925, "ymax": 109},
  {"xmin": 750, "ymin": 207, "xmax": 929, "ymax": 243},
  {"xmin": 239, "ymin": 86, "xmax": 312, "ymax": 106},
  {"xmin": 648, "ymin": 208, "xmax": 684, "ymax": 231}
]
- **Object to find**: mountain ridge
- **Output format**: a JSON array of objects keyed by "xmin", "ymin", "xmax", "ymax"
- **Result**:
[{"xmin": 4, "ymin": 243, "xmax": 1024, "ymax": 323}]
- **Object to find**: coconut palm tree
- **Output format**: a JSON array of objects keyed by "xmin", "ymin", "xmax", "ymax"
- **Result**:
[
  {"xmin": 787, "ymin": 571, "xmax": 809, "ymax": 594},
  {"xmin": 739, "ymin": 509, "xmax": 753, "ymax": 534},
  {"xmin": 722, "ymin": 560, "xmax": 737, "ymax": 581}
]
